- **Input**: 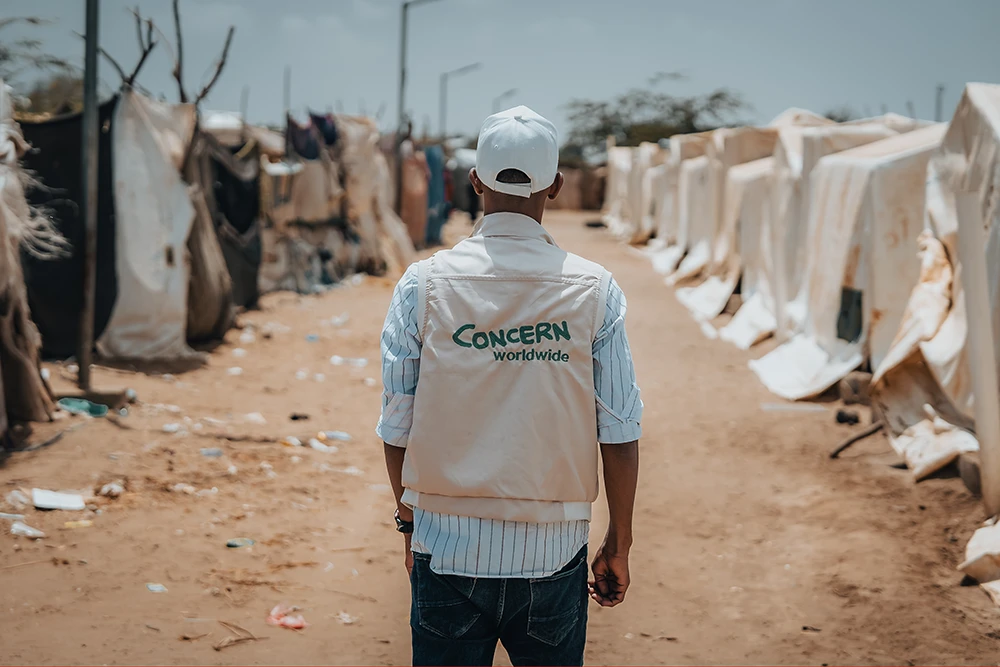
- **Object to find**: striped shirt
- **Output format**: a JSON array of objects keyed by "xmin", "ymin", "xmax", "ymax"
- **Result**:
[{"xmin": 377, "ymin": 263, "xmax": 642, "ymax": 578}]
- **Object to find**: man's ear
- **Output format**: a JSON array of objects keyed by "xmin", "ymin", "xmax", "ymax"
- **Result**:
[
  {"xmin": 546, "ymin": 172, "xmax": 565, "ymax": 200},
  {"xmin": 469, "ymin": 168, "xmax": 485, "ymax": 196}
]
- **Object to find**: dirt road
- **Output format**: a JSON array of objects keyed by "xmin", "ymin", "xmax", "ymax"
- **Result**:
[{"xmin": 1, "ymin": 211, "xmax": 998, "ymax": 665}]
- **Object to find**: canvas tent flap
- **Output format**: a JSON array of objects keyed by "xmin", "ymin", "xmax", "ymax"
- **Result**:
[
  {"xmin": 871, "ymin": 83, "xmax": 1000, "ymax": 479},
  {"xmin": 768, "ymin": 108, "xmax": 836, "ymax": 128},
  {"xmin": 750, "ymin": 124, "xmax": 946, "ymax": 401},
  {"xmin": 96, "ymin": 92, "xmax": 197, "ymax": 360}
]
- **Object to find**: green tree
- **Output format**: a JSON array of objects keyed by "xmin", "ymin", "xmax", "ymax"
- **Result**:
[
  {"xmin": 824, "ymin": 106, "xmax": 857, "ymax": 123},
  {"xmin": 0, "ymin": 17, "xmax": 72, "ymax": 84},
  {"xmin": 562, "ymin": 87, "xmax": 748, "ymax": 152}
]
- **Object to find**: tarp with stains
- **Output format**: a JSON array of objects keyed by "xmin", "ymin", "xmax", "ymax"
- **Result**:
[
  {"xmin": 749, "ymin": 123, "xmax": 947, "ymax": 400},
  {"xmin": 871, "ymin": 83, "xmax": 1000, "ymax": 480}
]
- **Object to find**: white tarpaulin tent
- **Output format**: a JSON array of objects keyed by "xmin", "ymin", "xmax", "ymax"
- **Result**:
[
  {"xmin": 749, "ymin": 123, "xmax": 947, "ymax": 401},
  {"xmin": 675, "ymin": 109, "xmax": 832, "ymax": 323},
  {"xmin": 870, "ymin": 83, "xmax": 1000, "ymax": 480},
  {"xmin": 646, "ymin": 132, "xmax": 712, "ymax": 275},
  {"xmin": 606, "ymin": 142, "xmax": 665, "ymax": 244},
  {"xmin": 602, "ymin": 144, "xmax": 632, "ymax": 237},
  {"xmin": 719, "ymin": 122, "xmax": 903, "ymax": 350},
  {"xmin": 96, "ymin": 91, "xmax": 199, "ymax": 360},
  {"xmin": 668, "ymin": 127, "xmax": 780, "ymax": 286}
]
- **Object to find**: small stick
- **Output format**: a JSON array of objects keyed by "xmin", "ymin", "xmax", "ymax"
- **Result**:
[
  {"xmin": 329, "ymin": 546, "xmax": 366, "ymax": 553},
  {"xmin": 0, "ymin": 559, "xmax": 51, "ymax": 571},
  {"xmin": 830, "ymin": 422, "xmax": 884, "ymax": 459}
]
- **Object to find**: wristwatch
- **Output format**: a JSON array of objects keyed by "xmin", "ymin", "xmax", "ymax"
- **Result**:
[{"xmin": 394, "ymin": 509, "xmax": 414, "ymax": 534}]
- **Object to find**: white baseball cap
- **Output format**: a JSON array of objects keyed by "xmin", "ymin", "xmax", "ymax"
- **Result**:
[{"xmin": 475, "ymin": 105, "xmax": 559, "ymax": 198}]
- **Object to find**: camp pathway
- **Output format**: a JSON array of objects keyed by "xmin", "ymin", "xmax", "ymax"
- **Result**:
[{"xmin": 0, "ymin": 210, "xmax": 998, "ymax": 665}]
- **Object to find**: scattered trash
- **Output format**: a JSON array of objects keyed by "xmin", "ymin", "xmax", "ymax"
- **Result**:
[
  {"xmin": 64, "ymin": 520, "xmax": 93, "ymax": 529},
  {"xmin": 760, "ymin": 402, "xmax": 827, "ymax": 413},
  {"xmin": 214, "ymin": 620, "xmax": 262, "ymax": 651},
  {"xmin": 266, "ymin": 603, "xmax": 309, "ymax": 629},
  {"xmin": 802, "ymin": 626, "xmax": 822, "ymax": 633},
  {"xmin": 146, "ymin": 583, "xmax": 168, "ymax": 593},
  {"xmin": 624, "ymin": 632, "xmax": 635, "ymax": 640},
  {"xmin": 309, "ymin": 439, "xmax": 338, "ymax": 453},
  {"xmin": 239, "ymin": 329, "xmax": 256, "ymax": 345},
  {"xmin": 289, "ymin": 413, "xmax": 310, "ymax": 421},
  {"xmin": 10, "ymin": 522, "xmax": 45, "ymax": 539},
  {"xmin": 32, "ymin": 489, "xmax": 86, "ymax": 511},
  {"xmin": 836, "ymin": 409, "xmax": 860, "ymax": 425},
  {"xmin": 57, "ymin": 397, "xmax": 109, "ymax": 418},
  {"xmin": 67, "ymin": 363, "xmax": 79, "ymax": 374},
  {"xmin": 227, "ymin": 465, "xmax": 238, "ymax": 476},
  {"xmin": 200, "ymin": 448, "xmax": 224, "ymax": 458},
  {"xmin": 349, "ymin": 274, "xmax": 364, "ymax": 287},
  {"xmin": 340, "ymin": 466, "xmax": 364, "ymax": 476},
  {"xmin": 281, "ymin": 436, "xmax": 303, "ymax": 448},
  {"xmin": 330, "ymin": 355, "xmax": 368, "ymax": 367},
  {"xmin": 5, "ymin": 489, "xmax": 29, "ymax": 509},
  {"xmin": 171, "ymin": 483, "xmax": 197, "ymax": 495},
  {"xmin": 306, "ymin": 334, "xmax": 319, "ymax": 343},
  {"xmin": 295, "ymin": 369, "xmax": 309, "ymax": 380},
  {"xmin": 290, "ymin": 455, "xmax": 302, "ymax": 464},
  {"xmin": 320, "ymin": 430, "xmax": 352, "ymax": 442},
  {"xmin": 196, "ymin": 487, "xmax": 219, "ymax": 498},
  {"xmin": 99, "ymin": 481, "xmax": 125, "ymax": 498},
  {"xmin": 162, "ymin": 423, "xmax": 183, "ymax": 434},
  {"xmin": 364, "ymin": 377, "xmax": 377, "ymax": 388},
  {"xmin": 324, "ymin": 562, "xmax": 335, "ymax": 572},
  {"xmin": 227, "ymin": 367, "xmax": 244, "ymax": 376},
  {"xmin": 125, "ymin": 388, "xmax": 138, "ymax": 403},
  {"xmin": 336, "ymin": 611, "xmax": 357, "ymax": 625},
  {"xmin": 226, "ymin": 537, "xmax": 256, "ymax": 548},
  {"xmin": 232, "ymin": 348, "xmax": 247, "ymax": 358},
  {"xmin": 330, "ymin": 313, "xmax": 350, "ymax": 327},
  {"xmin": 260, "ymin": 462, "xmax": 277, "ymax": 479},
  {"xmin": 202, "ymin": 416, "xmax": 227, "ymax": 427},
  {"xmin": 313, "ymin": 373, "xmax": 326, "ymax": 383},
  {"xmin": 0, "ymin": 512, "xmax": 25, "ymax": 521},
  {"xmin": 40, "ymin": 368, "xmax": 51, "ymax": 381},
  {"xmin": 162, "ymin": 374, "xmax": 176, "ymax": 383}
]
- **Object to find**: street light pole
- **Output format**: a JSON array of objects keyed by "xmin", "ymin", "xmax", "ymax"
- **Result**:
[
  {"xmin": 438, "ymin": 62, "xmax": 482, "ymax": 139},
  {"xmin": 395, "ymin": 0, "xmax": 443, "ymax": 214},
  {"xmin": 493, "ymin": 88, "xmax": 518, "ymax": 113},
  {"xmin": 78, "ymin": 0, "xmax": 100, "ymax": 391}
]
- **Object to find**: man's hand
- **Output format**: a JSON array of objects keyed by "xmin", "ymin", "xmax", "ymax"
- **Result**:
[
  {"xmin": 403, "ymin": 533, "xmax": 414, "ymax": 576},
  {"xmin": 589, "ymin": 536, "xmax": 630, "ymax": 607}
]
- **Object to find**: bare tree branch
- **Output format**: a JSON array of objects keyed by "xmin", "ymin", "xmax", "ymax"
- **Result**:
[
  {"xmin": 134, "ymin": 8, "xmax": 145, "ymax": 50},
  {"xmin": 0, "ymin": 17, "xmax": 49, "ymax": 31},
  {"xmin": 193, "ymin": 25, "xmax": 234, "ymax": 105},
  {"xmin": 73, "ymin": 31, "xmax": 127, "ymax": 82},
  {"xmin": 124, "ymin": 40, "xmax": 156, "ymax": 87},
  {"xmin": 130, "ymin": 7, "xmax": 174, "ymax": 64},
  {"xmin": 172, "ymin": 0, "xmax": 187, "ymax": 102}
]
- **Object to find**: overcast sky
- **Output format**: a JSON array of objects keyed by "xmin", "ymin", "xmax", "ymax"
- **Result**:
[{"xmin": 5, "ymin": 0, "xmax": 1000, "ymax": 139}]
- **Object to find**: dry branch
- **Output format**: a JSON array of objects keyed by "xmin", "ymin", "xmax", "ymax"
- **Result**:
[
  {"xmin": 193, "ymin": 26, "xmax": 235, "ymax": 105},
  {"xmin": 172, "ymin": 0, "xmax": 187, "ymax": 102}
]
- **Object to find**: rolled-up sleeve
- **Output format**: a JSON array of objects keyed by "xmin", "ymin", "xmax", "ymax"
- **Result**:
[
  {"xmin": 593, "ymin": 278, "xmax": 643, "ymax": 444},
  {"xmin": 376, "ymin": 264, "xmax": 421, "ymax": 448}
]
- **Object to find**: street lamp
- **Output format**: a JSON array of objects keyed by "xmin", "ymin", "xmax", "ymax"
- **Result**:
[
  {"xmin": 439, "ymin": 62, "xmax": 482, "ymax": 139},
  {"xmin": 396, "ymin": 0, "xmax": 443, "ymax": 213},
  {"xmin": 493, "ymin": 88, "xmax": 518, "ymax": 113}
]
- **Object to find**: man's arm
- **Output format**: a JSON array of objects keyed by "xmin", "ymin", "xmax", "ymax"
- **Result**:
[
  {"xmin": 590, "ymin": 278, "xmax": 643, "ymax": 607},
  {"xmin": 376, "ymin": 265, "xmax": 422, "ymax": 574},
  {"xmin": 590, "ymin": 441, "xmax": 638, "ymax": 607}
]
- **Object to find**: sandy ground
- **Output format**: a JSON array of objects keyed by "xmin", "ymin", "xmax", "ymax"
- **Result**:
[{"xmin": 1, "ymin": 210, "xmax": 999, "ymax": 665}]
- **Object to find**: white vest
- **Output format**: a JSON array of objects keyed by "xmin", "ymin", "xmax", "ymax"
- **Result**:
[{"xmin": 401, "ymin": 213, "xmax": 612, "ymax": 523}]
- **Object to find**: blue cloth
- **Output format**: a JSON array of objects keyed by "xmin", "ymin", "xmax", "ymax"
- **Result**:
[
  {"xmin": 424, "ymin": 145, "xmax": 446, "ymax": 245},
  {"xmin": 410, "ymin": 547, "xmax": 589, "ymax": 666}
]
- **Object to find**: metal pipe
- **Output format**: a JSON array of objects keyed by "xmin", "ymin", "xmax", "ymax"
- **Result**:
[
  {"xmin": 935, "ymin": 84, "xmax": 945, "ymax": 123},
  {"xmin": 439, "ymin": 72, "xmax": 447, "ymax": 139},
  {"xmin": 394, "ymin": 1, "xmax": 409, "ymax": 213},
  {"xmin": 78, "ymin": 0, "xmax": 100, "ymax": 391},
  {"xmin": 957, "ymin": 190, "xmax": 1000, "ymax": 517}
]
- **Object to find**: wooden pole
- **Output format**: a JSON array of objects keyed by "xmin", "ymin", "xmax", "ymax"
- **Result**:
[
  {"xmin": 956, "ymin": 190, "xmax": 1000, "ymax": 517},
  {"xmin": 78, "ymin": 0, "xmax": 100, "ymax": 391},
  {"xmin": 935, "ymin": 84, "xmax": 945, "ymax": 123}
]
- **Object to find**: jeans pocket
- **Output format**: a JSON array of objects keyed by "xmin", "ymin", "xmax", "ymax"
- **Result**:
[
  {"xmin": 526, "ymin": 555, "xmax": 587, "ymax": 647},
  {"xmin": 413, "ymin": 557, "xmax": 482, "ymax": 640}
]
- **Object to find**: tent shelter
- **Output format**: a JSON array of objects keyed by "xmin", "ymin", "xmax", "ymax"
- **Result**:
[
  {"xmin": 719, "ymin": 121, "xmax": 904, "ymax": 349},
  {"xmin": 748, "ymin": 123, "xmax": 947, "ymax": 401},
  {"xmin": 601, "ymin": 143, "xmax": 634, "ymax": 238},
  {"xmin": 0, "ymin": 81, "xmax": 56, "ymax": 443},
  {"xmin": 871, "ymin": 83, "xmax": 1000, "ymax": 479},
  {"xmin": 674, "ymin": 109, "xmax": 833, "ymax": 323}
]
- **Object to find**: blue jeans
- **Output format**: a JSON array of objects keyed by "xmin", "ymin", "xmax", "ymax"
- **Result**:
[{"xmin": 410, "ymin": 546, "xmax": 589, "ymax": 666}]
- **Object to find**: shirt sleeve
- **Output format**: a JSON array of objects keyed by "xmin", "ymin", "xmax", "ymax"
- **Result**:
[
  {"xmin": 376, "ymin": 263, "xmax": 422, "ymax": 448},
  {"xmin": 593, "ymin": 277, "xmax": 643, "ymax": 444}
]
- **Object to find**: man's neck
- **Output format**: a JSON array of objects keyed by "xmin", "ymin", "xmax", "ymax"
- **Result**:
[{"xmin": 482, "ymin": 206, "xmax": 543, "ymax": 224}]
